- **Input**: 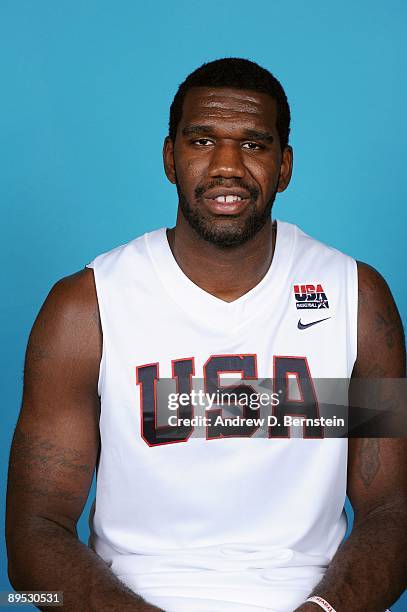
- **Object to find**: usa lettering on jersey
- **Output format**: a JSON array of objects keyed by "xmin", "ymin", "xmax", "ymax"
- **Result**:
[
  {"xmin": 294, "ymin": 283, "xmax": 329, "ymax": 309},
  {"xmin": 137, "ymin": 354, "xmax": 324, "ymax": 446}
]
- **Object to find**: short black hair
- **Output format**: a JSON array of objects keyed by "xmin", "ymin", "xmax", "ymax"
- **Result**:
[{"xmin": 169, "ymin": 57, "xmax": 291, "ymax": 151}]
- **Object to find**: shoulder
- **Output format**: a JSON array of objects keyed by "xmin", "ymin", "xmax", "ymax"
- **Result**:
[
  {"xmin": 48, "ymin": 266, "xmax": 97, "ymax": 299},
  {"xmin": 354, "ymin": 261, "xmax": 405, "ymax": 377},
  {"xmin": 357, "ymin": 260, "xmax": 394, "ymax": 303},
  {"xmin": 356, "ymin": 260, "xmax": 400, "ymax": 332},
  {"xmin": 39, "ymin": 267, "xmax": 99, "ymax": 326},
  {"xmin": 28, "ymin": 268, "xmax": 101, "ymax": 371}
]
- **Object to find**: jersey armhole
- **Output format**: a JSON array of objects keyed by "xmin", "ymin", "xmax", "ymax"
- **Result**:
[
  {"xmin": 348, "ymin": 257, "xmax": 359, "ymax": 371},
  {"xmin": 86, "ymin": 261, "xmax": 106, "ymax": 398}
]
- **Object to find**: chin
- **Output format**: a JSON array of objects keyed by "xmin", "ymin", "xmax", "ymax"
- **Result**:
[{"xmin": 193, "ymin": 218, "xmax": 266, "ymax": 248}]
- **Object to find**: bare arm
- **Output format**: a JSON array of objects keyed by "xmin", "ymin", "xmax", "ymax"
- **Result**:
[
  {"xmin": 295, "ymin": 262, "xmax": 407, "ymax": 612},
  {"xmin": 6, "ymin": 269, "xmax": 161, "ymax": 611}
]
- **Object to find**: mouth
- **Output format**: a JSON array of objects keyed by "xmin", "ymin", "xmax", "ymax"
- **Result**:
[{"xmin": 201, "ymin": 188, "xmax": 254, "ymax": 216}]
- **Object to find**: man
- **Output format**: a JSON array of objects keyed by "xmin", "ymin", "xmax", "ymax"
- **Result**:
[{"xmin": 6, "ymin": 58, "xmax": 407, "ymax": 611}]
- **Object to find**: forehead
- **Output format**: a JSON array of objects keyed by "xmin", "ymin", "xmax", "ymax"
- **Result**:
[{"xmin": 179, "ymin": 87, "xmax": 278, "ymax": 133}]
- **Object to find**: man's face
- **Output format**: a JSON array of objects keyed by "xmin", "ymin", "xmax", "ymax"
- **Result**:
[{"xmin": 164, "ymin": 87, "xmax": 292, "ymax": 248}]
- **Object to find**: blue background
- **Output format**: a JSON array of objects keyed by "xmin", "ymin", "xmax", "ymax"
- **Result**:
[{"xmin": 1, "ymin": 0, "xmax": 406, "ymax": 609}]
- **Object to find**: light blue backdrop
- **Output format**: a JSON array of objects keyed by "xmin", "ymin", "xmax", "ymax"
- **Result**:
[{"xmin": 1, "ymin": 1, "xmax": 406, "ymax": 609}]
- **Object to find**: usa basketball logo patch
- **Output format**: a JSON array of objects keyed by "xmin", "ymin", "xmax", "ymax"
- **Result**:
[{"xmin": 293, "ymin": 284, "xmax": 329, "ymax": 309}]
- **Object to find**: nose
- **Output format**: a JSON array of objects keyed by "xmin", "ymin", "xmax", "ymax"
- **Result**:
[{"xmin": 208, "ymin": 141, "xmax": 245, "ymax": 179}]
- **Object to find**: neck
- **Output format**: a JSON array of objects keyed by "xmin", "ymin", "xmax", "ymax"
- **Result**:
[{"xmin": 167, "ymin": 212, "xmax": 276, "ymax": 303}]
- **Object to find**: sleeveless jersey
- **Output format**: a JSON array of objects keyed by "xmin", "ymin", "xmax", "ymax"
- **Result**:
[{"xmin": 87, "ymin": 220, "xmax": 358, "ymax": 612}]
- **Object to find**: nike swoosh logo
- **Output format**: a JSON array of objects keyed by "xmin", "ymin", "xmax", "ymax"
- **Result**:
[{"xmin": 297, "ymin": 317, "xmax": 331, "ymax": 330}]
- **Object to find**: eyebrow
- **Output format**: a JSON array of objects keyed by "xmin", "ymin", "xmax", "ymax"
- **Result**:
[{"xmin": 182, "ymin": 125, "xmax": 274, "ymax": 144}]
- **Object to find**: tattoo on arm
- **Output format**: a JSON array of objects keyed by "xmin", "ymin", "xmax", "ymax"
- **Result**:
[
  {"xmin": 375, "ymin": 305, "xmax": 400, "ymax": 349},
  {"xmin": 357, "ymin": 438, "xmax": 380, "ymax": 488},
  {"xmin": 365, "ymin": 364, "xmax": 386, "ymax": 377},
  {"xmin": 9, "ymin": 430, "xmax": 93, "ymax": 504}
]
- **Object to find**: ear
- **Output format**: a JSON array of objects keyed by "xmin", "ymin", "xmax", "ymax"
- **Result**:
[
  {"xmin": 163, "ymin": 137, "xmax": 176, "ymax": 184},
  {"xmin": 277, "ymin": 145, "xmax": 293, "ymax": 193}
]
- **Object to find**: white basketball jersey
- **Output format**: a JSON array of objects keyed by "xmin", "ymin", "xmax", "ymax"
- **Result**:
[{"xmin": 87, "ymin": 220, "xmax": 358, "ymax": 612}]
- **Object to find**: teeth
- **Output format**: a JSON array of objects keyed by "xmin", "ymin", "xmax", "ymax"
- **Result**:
[{"xmin": 214, "ymin": 195, "xmax": 242, "ymax": 203}]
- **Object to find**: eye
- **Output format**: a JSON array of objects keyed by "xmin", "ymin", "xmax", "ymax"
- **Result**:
[
  {"xmin": 192, "ymin": 138, "xmax": 214, "ymax": 146},
  {"xmin": 242, "ymin": 141, "xmax": 263, "ymax": 151}
]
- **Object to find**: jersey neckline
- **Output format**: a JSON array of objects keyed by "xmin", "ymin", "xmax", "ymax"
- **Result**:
[{"xmin": 145, "ymin": 219, "xmax": 296, "ymax": 330}]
